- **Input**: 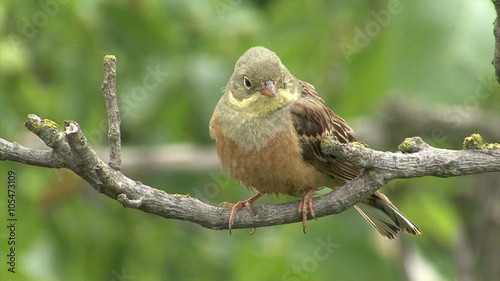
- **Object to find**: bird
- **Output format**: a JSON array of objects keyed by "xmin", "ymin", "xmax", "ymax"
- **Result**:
[{"xmin": 209, "ymin": 46, "xmax": 421, "ymax": 239}]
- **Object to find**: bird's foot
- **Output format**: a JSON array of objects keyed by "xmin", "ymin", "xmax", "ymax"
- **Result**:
[
  {"xmin": 218, "ymin": 193, "xmax": 263, "ymax": 234},
  {"xmin": 298, "ymin": 188, "xmax": 316, "ymax": 234}
]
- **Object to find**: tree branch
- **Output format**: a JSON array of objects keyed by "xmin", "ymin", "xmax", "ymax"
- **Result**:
[
  {"xmin": 321, "ymin": 135, "xmax": 500, "ymax": 178},
  {"xmin": 1, "ymin": 56, "xmax": 499, "ymax": 233},
  {"xmin": 1, "ymin": 115, "xmax": 498, "ymax": 231}
]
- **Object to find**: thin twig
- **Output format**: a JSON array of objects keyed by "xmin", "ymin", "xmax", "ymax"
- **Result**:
[
  {"xmin": 101, "ymin": 55, "xmax": 121, "ymax": 170},
  {"xmin": 493, "ymin": 0, "xmax": 500, "ymax": 83}
]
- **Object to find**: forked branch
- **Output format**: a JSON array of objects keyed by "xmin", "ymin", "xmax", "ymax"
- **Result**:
[{"xmin": 0, "ymin": 56, "xmax": 499, "ymax": 232}]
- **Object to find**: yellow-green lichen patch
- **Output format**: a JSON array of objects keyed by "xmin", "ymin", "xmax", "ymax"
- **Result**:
[
  {"xmin": 43, "ymin": 119, "xmax": 59, "ymax": 128},
  {"xmin": 351, "ymin": 141, "xmax": 367, "ymax": 148},
  {"xmin": 104, "ymin": 55, "xmax": 116, "ymax": 62},
  {"xmin": 463, "ymin": 134, "xmax": 483, "ymax": 149},
  {"xmin": 483, "ymin": 143, "xmax": 500, "ymax": 150},
  {"xmin": 445, "ymin": 165, "xmax": 460, "ymax": 176},
  {"xmin": 320, "ymin": 136, "xmax": 336, "ymax": 146},
  {"xmin": 26, "ymin": 120, "xmax": 43, "ymax": 133},
  {"xmin": 463, "ymin": 134, "xmax": 500, "ymax": 150},
  {"xmin": 398, "ymin": 139, "xmax": 415, "ymax": 153}
]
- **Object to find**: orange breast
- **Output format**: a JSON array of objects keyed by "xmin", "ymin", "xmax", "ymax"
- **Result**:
[{"xmin": 211, "ymin": 120, "xmax": 326, "ymax": 195}]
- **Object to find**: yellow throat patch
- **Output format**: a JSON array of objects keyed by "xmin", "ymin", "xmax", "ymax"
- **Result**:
[{"xmin": 228, "ymin": 88, "xmax": 299, "ymax": 116}]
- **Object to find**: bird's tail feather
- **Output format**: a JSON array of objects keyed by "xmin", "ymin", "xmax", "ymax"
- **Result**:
[{"xmin": 354, "ymin": 191, "xmax": 421, "ymax": 239}]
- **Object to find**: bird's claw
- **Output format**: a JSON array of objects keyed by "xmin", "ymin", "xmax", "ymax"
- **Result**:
[
  {"xmin": 298, "ymin": 188, "xmax": 317, "ymax": 234},
  {"xmin": 218, "ymin": 193, "xmax": 263, "ymax": 235}
]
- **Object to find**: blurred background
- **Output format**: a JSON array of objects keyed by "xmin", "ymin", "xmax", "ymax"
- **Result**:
[{"xmin": 1, "ymin": 0, "xmax": 499, "ymax": 280}]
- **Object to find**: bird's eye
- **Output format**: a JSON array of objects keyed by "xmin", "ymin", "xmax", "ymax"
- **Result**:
[{"xmin": 243, "ymin": 76, "xmax": 252, "ymax": 90}]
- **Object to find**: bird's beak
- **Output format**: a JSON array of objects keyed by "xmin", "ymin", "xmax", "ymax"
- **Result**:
[{"xmin": 259, "ymin": 80, "xmax": 277, "ymax": 98}]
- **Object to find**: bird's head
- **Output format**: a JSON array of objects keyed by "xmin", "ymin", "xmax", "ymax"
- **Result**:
[{"xmin": 223, "ymin": 46, "xmax": 300, "ymax": 116}]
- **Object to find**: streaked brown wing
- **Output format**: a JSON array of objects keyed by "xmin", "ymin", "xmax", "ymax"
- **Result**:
[{"xmin": 291, "ymin": 80, "xmax": 360, "ymax": 181}]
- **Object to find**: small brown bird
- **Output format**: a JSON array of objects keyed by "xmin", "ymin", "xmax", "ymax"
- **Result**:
[{"xmin": 210, "ymin": 46, "xmax": 421, "ymax": 239}]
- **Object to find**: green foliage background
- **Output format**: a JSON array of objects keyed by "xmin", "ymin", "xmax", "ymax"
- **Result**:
[{"xmin": 1, "ymin": 0, "xmax": 499, "ymax": 280}]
